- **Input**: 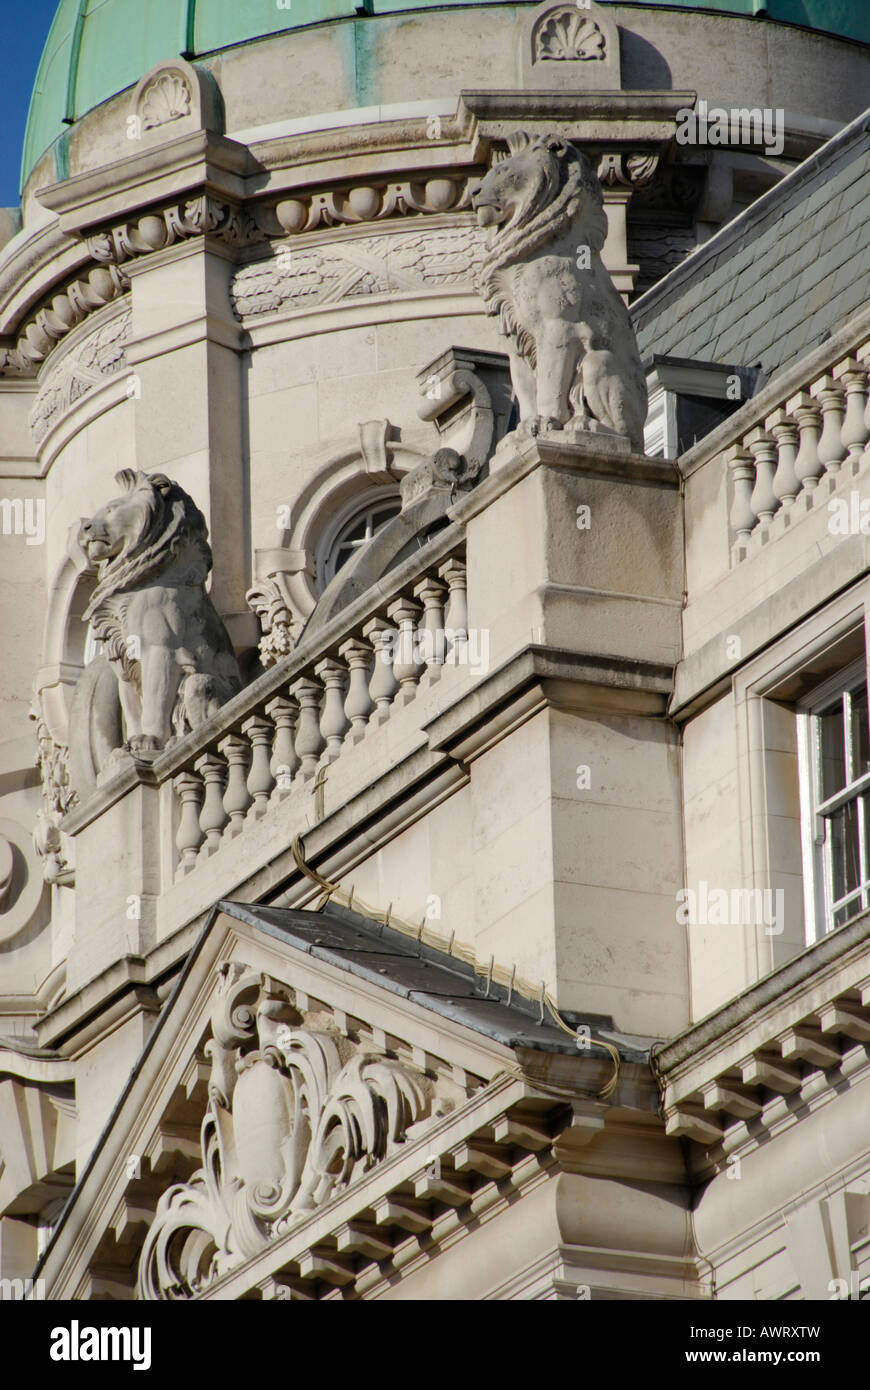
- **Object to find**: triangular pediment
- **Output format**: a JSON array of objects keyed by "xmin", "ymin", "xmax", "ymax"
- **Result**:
[{"xmin": 37, "ymin": 900, "xmax": 608, "ymax": 1301}]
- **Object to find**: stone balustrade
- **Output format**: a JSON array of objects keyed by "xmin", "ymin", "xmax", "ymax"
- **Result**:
[
  {"xmin": 168, "ymin": 542, "xmax": 469, "ymax": 878},
  {"xmin": 724, "ymin": 340, "xmax": 870, "ymax": 560}
]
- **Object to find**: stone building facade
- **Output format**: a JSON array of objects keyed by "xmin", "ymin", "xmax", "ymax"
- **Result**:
[{"xmin": 1, "ymin": 0, "xmax": 870, "ymax": 1301}]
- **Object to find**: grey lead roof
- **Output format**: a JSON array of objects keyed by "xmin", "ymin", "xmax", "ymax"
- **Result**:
[
  {"xmin": 218, "ymin": 898, "xmax": 647, "ymax": 1059},
  {"xmin": 632, "ymin": 108, "xmax": 870, "ymax": 383}
]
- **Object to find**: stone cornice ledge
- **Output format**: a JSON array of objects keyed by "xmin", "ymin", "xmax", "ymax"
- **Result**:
[
  {"xmin": 459, "ymin": 90, "xmax": 697, "ymax": 143},
  {"xmin": 450, "ymin": 436, "xmax": 678, "ymax": 529},
  {"xmin": 37, "ymin": 131, "xmax": 257, "ymax": 235},
  {"xmin": 656, "ymin": 905, "xmax": 870, "ymax": 1146},
  {"xmin": 425, "ymin": 645, "xmax": 673, "ymax": 762}
]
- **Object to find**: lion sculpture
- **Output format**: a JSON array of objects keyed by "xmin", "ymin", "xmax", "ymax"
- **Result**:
[
  {"xmin": 68, "ymin": 470, "xmax": 242, "ymax": 792},
  {"xmin": 471, "ymin": 132, "xmax": 647, "ymax": 451}
]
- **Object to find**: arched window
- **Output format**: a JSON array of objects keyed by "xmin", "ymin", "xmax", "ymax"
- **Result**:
[{"xmin": 316, "ymin": 494, "xmax": 401, "ymax": 592}]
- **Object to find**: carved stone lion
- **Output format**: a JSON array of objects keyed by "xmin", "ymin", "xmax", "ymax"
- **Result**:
[
  {"xmin": 471, "ymin": 132, "xmax": 647, "ymax": 450},
  {"xmin": 68, "ymin": 470, "xmax": 241, "ymax": 791}
]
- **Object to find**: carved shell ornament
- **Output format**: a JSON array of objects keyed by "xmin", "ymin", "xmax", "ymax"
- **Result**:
[
  {"xmin": 533, "ymin": 8, "xmax": 606, "ymax": 61},
  {"xmin": 140, "ymin": 73, "xmax": 192, "ymax": 130}
]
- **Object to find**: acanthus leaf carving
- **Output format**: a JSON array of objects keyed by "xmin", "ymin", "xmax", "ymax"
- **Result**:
[
  {"xmin": 597, "ymin": 152, "xmax": 661, "ymax": 188},
  {"xmin": 30, "ymin": 694, "xmax": 77, "ymax": 883},
  {"xmin": 246, "ymin": 575, "xmax": 297, "ymax": 668},
  {"xmin": 138, "ymin": 966, "xmax": 430, "ymax": 1299}
]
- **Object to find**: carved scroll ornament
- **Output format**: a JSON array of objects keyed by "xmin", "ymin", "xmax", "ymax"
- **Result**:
[{"xmin": 138, "ymin": 966, "xmax": 429, "ymax": 1298}]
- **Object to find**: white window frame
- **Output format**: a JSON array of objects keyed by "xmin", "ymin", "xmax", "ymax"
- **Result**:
[{"xmin": 797, "ymin": 657, "xmax": 870, "ymax": 942}]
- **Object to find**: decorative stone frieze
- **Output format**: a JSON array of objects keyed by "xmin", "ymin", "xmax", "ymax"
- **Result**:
[
  {"xmin": 137, "ymin": 965, "xmax": 432, "ymax": 1298},
  {"xmin": 0, "ymin": 264, "xmax": 128, "ymax": 376},
  {"xmin": 0, "ymin": 153, "xmax": 660, "ymax": 378},
  {"xmin": 28, "ymin": 307, "xmax": 131, "ymax": 445},
  {"xmin": 231, "ymin": 224, "xmax": 486, "ymax": 320},
  {"xmin": 85, "ymin": 196, "xmax": 266, "ymax": 270},
  {"xmin": 273, "ymin": 174, "xmax": 474, "ymax": 236},
  {"xmin": 597, "ymin": 152, "xmax": 661, "ymax": 188}
]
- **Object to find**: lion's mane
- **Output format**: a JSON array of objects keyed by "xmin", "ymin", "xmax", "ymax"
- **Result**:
[
  {"xmin": 83, "ymin": 470, "xmax": 213, "ymax": 682},
  {"xmin": 477, "ymin": 133, "xmax": 608, "ymax": 369}
]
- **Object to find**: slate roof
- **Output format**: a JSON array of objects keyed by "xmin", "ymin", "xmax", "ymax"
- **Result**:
[
  {"xmin": 632, "ymin": 106, "xmax": 870, "ymax": 382},
  {"xmin": 219, "ymin": 899, "xmax": 649, "ymax": 1061}
]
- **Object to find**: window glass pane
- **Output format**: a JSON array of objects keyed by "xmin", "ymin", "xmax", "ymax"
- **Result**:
[
  {"xmin": 850, "ymin": 682, "xmax": 870, "ymax": 780},
  {"xmin": 322, "ymin": 499, "xmax": 402, "ymax": 586},
  {"xmin": 830, "ymin": 799, "xmax": 861, "ymax": 902},
  {"xmin": 833, "ymin": 896, "xmax": 863, "ymax": 930},
  {"xmin": 818, "ymin": 699, "xmax": 846, "ymax": 799}
]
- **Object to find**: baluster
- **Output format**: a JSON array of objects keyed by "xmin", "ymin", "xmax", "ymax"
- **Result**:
[
  {"xmin": 219, "ymin": 734, "xmax": 251, "ymax": 834},
  {"xmin": 195, "ymin": 752, "xmax": 228, "ymax": 853},
  {"xmin": 728, "ymin": 446, "xmax": 757, "ymax": 545},
  {"xmin": 294, "ymin": 677, "xmax": 325, "ymax": 780},
  {"xmin": 788, "ymin": 391, "xmax": 823, "ymax": 492},
  {"xmin": 363, "ymin": 617, "xmax": 398, "ymax": 724},
  {"xmin": 175, "ymin": 771, "xmax": 204, "ymax": 872},
  {"xmin": 767, "ymin": 409, "xmax": 800, "ymax": 509},
  {"xmin": 339, "ymin": 638, "xmax": 374, "ymax": 743},
  {"xmin": 242, "ymin": 715, "xmax": 274, "ymax": 817},
  {"xmin": 812, "ymin": 374, "xmax": 846, "ymax": 477},
  {"xmin": 835, "ymin": 358, "xmax": 870, "ymax": 469},
  {"xmin": 316, "ymin": 658, "xmax": 349, "ymax": 762},
  {"xmin": 747, "ymin": 428, "xmax": 778, "ymax": 527},
  {"xmin": 414, "ymin": 576, "xmax": 447, "ymax": 681},
  {"xmin": 439, "ymin": 557, "xmax": 468, "ymax": 666},
  {"xmin": 387, "ymin": 597, "xmax": 423, "ymax": 705},
  {"xmin": 265, "ymin": 695, "xmax": 299, "ymax": 796}
]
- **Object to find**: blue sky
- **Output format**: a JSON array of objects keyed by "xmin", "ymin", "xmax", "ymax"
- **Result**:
[{"xmin": 1, "ymin": 0, "xmax": 59, "ymax": 206}]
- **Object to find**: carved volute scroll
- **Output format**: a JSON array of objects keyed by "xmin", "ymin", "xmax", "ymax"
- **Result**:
[{"xmin": 138, "ymin": 966, "xmax": 432, "ymax": 1299}]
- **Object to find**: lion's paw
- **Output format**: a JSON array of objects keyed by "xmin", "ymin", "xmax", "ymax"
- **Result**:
[
  {"xmin": 530, "ymin": 416, "xmax": 563, "ymax": 437},
  {"xmin": 126, "ymin": 734, "xmax": 163, "ymax": 756}
]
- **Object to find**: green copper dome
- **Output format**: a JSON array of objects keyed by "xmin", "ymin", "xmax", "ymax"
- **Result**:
[{"xmin": 22, "ymin": 0, "xmax": 870, "ymax": 193}]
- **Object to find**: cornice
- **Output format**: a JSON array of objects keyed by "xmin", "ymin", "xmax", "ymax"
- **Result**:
[{"xmin": 0, "ymin": 88, "xmax": 685, "ymax": 381}]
